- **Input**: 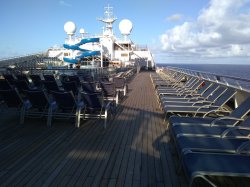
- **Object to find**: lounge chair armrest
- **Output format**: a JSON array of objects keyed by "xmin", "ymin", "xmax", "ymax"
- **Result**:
[
  {"xmin": 50, "ymin": 101, "xmax": 58, "ymax": 110},
  {"xmin": 191, "ymin": 100, "xmax": 208, "ymax": 105},
  {"xmin": 188, "ymin": 97, "xmax": 204, "ymax": 102},
  {"xmin": 105, "ymin": 101, "xmax": 110, "ymax": 109},
  {"xmin": 210, "ymin": 117, "xmax": 244, "ymax": 126},
  {"xmin": 202, "ymin": 107, "xmax": 229, "ymax": 117},
  {"xmin": 190, "ymin": 93, "xmax": 202, "ymax": 97},
  {"xmin": 221, "ymin": 126, "xmax": 250, "ymax": 138},
  {"xmin": 200, "ymin": 104, "xmax": 213, "ymax": 108},
  {"xmin": 195, "ymin": 104, "xmax": 215, "ymax": 114},
  {"xmin": 197, "ymin": 106, "xmax": 219, "ymax": 117},
  {"xmin": 236, "ymin": 141, "xmax": 250, "ymax": 153}
]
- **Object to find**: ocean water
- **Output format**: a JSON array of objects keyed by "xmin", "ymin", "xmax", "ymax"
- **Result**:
[{"xmin": 158, "ymin": 64, "xmax": 250, "ymax": 80}]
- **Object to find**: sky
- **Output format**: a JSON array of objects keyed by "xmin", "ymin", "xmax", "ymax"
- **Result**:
[{"xmin": 1, "ymin": 0, "xmax": 250, "ymax": 64}]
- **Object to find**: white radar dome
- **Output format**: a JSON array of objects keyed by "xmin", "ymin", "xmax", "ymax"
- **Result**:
[
  {"xmin": 64, "ymin": 21, "xmax": 76, "ymax": 35},
  {"xmin": 119, "ymin": 19, "xmax": 133, "ymax": 35}
]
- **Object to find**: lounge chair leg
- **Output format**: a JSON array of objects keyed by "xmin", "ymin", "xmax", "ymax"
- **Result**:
[
  {"xmin": 75, "ymin": 108, "xmax": 81, "ymax": 128},
  {"xmin": 20, "ymin": 106, "xmax": 25, "ymax": 125},
  {"xmin": 176, "ymin": 162, "xmax": 182, "ymax": 175},
  {"xmin": 47, "ymin": 107, "xmax": 52, "ymax": 127},
  {"xmin": 116, "ymin": 93, "xmax": 119, "ymax": 105},
  {"xmin": 124, "ymin": 85, "xmax": 127, "ymax": 96},
  {"xmin": 104, "ymin": 109, "xmax": 108, "ymax": 128}
]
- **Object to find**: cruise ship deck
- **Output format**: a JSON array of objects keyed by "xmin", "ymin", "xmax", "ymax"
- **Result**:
[{"xmin": 0, "ymin": 71, "xmax": 187, "ymax": 186}]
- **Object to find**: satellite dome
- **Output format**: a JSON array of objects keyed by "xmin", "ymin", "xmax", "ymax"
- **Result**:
[
  {"xmin": 119, "ymin": 19, "xmax": 133, "ymax": 35},
  {"xmin": 64, "ymin": 21, "xmax": 76, "ymax": 35}
]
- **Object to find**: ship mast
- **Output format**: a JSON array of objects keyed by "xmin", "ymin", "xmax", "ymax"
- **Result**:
[{"xmin": 97, "ymin": 5, "xmax": 117, "ymax": 36}]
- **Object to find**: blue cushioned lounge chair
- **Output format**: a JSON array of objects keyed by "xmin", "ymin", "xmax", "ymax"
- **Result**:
[
  {"xmin": 81, "ymin": 91, "xmax": 114, "ymax": 128},
  {"xmin": 50, "ymin": 91, "xmax": 83, "ymax": 128}
]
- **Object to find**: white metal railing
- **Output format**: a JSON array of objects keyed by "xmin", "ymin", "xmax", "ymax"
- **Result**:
[{"xmin": 161, "ymin": 66, "xmax": 250, "ymax": 93}]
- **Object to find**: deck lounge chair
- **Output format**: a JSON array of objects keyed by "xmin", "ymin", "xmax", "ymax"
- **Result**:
[
  {"xmin": 42, "ymin": 80, "xmax": 62, "ymax": 93},
  {"xmin": 30, "ymin": 74, "xmax": 43, "ymax": 88},
  {"xmin": 162, "ymin": 86, "xmax": 226, "ymax": 107},
  {"xmin": 156, "ymin": 75, "xmax": 194, "ymax": 90},
  {"xmin": 157, "ymin": 77, "xmax": 201, "ymax": 95},
  {"xmin": 168, "ymin": 96, "xmax": 250, "ymax": 127},
  {"xmin": 43, "ymin": 74, "xmax": 56, "ymax": 82},
  {"xmin": 159, "ymin": 81, "xmax": 212, "ymax": 102},
  {"xmin": 82, "ymin": 75, "xmax": 94, "ymax": 82},
  {"xmin": 68, "ymin": 75, "xmax": 81, "ymax": 87},
  {"xmin": 172, "ymin": 117, "xmax": 250, "ymax": 186},
  {"xmin": 113, "ymin": 77, "xmax": 127, "ymax": 96},
  {"xmin": 157, "ymin": 78, "xmax": 203, "ymax": 94},
  {"xmin": 81, "ymin": 81, "xmax": 97, "ymax": 93},
  {"xmin": 175, "ymin": 135, "xmax": 250, "ymax": 157},
  {"xmin": 16, "ymin": 74, "xmax": 29, "ymax": 83},
  {"xmin": 100, "ymin": 82, "xmax": 119, "ymax": 105},
  {"xmin": 182, "ymin": 151, "xmax": 250, "ymax": 186},
  {"xmin": 159, "ymin": 82, "xmax": 216, "ymax": 103},
  {"xmin": 3, "ymin": 74, "xmax": 16, "ymax": 85},
  {"xmin": 0, "ymin": 88, "xmax": 31, "ymax": 124},
  {"xmin": 12, "ymin": 80, "xmax": 36, "ymax": 94},
  {"xmin": 23, "ymin": 89, "xmax": 57, "ymax": 127},
  {"xmin": 0, "ymin": 79, "xmax": 12, "ymax": 90},
  {"xmin": 163, "ymin": 87, "xmax": 236, "ymax": 118},
  {"xmin": 81, "ymin": 92, "xmax": 114, "ymax": 128},
  {"xmin": 159, "ymin": 80, "xmax": 205, "ymax": 98},
  {"xmin": 50, "ymin": 91, "xmax": 83, "ymax": 128},
  {"xmin": 158, "ymin": 83, "xmax": 219, "ymax": 109},
  {"xmin": 62, "ymin": 80, "xmax": 79, "ymax": 96},
  {"xmin": 170, "ymin": 113, "xmax": 250, "ymax": 139},
  {"xmin": 155, "ymin": 73, "xmax": 188, "ymax": 88},
  {"xmin": 151, "ymin": 71, "xmax": 181, "ymax": 88}
]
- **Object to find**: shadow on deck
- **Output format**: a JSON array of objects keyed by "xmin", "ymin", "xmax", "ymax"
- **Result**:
[{"xmin": 0, "ymin": 72, "xmax": 188, "ymax": 186}]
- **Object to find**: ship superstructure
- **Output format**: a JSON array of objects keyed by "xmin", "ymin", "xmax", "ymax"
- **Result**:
[{"xmin": 47, "ymin": 5, "xmax": 155, "ymax": 69}]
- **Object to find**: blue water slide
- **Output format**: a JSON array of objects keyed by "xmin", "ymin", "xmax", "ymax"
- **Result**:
[
  {"xmin": 63, "ymin": 37, "xmax": 100, "ymax": 63},
  {"xmin": 78, "ymin": 37, "xmax": 100, "ymax": 45},
  {"xmin": 77, "ymin": 50, "xmax": 100, "ymax": 58},
  {"xmin": 63, "ymin": 57, "xmax": 78, "ymax": 64}
]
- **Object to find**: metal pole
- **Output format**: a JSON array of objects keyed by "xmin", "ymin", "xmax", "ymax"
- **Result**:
[{"xmin": 100, "ymin": 44, "xmax": 103, "ymax": 68}]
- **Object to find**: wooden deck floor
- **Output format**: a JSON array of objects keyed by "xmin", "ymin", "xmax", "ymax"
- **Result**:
[{"xmin": 0, "ymin": 72, "xmax": 187, "ymax": 186}]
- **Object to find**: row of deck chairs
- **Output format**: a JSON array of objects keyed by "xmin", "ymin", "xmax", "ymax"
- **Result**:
[
  {"xmin": 151, "ymin": 71, "xmax": 250, "ymax": 186},
  {"xmin": 0, "ymin": 73, "xmax": 128, "ymax": 128}
]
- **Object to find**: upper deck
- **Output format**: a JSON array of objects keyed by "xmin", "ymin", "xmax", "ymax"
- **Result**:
[{"xmin": 1, "ymin": 69, "xmax": 250, "ymax": 186}]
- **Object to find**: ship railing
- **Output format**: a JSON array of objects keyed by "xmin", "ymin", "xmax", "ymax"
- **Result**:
[
  {"xmin": 0, "ymin": 65, "xmax": 136, "ymax": 83},
  {"xmin": 132, "ymin": 44, "xmax": 148, "ymax": 51},
  {"xmin": 65, "ymin": 34, "xmax": 103, "ymax": 43},
  {"xmin": 163, "ymin": 66, "xmax": 250, "ymax": 93}
]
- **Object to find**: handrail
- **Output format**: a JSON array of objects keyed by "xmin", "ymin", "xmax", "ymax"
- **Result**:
[
  {"xmin": 167, "ymin": 66, "xmax": 250, "ymax": 83},
  {"xmin": 159, "ymin": 66, "xmax": 250, "ymax": 93}
]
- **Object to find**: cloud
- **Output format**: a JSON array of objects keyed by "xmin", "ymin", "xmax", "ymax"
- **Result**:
[
  {"xmin": 159, "ymin": 0, "xmax": 250, "ymax": 60},
  {"xmin": 59, "ymin": 0, "xmax": 72, "ymax": 7},
  {"xmin": 166, "ymin": 14, "xmax": 183, "ymax": 21}
]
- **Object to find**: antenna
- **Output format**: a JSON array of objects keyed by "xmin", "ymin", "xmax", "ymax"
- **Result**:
[{"xmin": 97, "ymin": 5, "xmax": 117, "ymax": 36}]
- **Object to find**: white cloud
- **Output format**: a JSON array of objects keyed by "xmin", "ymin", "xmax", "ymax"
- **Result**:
[
  {"xmin": 159, "ymin": 0, "xmax": 250, "ymax": 60},
  {"xmin": 166, "ymin": 14, "xmax": 183, "ymax": 21},
  {"xmin": 59, "ymin": 1, "xmax": 72, "ymax": 7}
]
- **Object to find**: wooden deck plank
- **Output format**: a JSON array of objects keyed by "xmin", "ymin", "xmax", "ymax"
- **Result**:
[{"xmin": 47, "ymin": 121, "xmax": 101, "ymax": 186}]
